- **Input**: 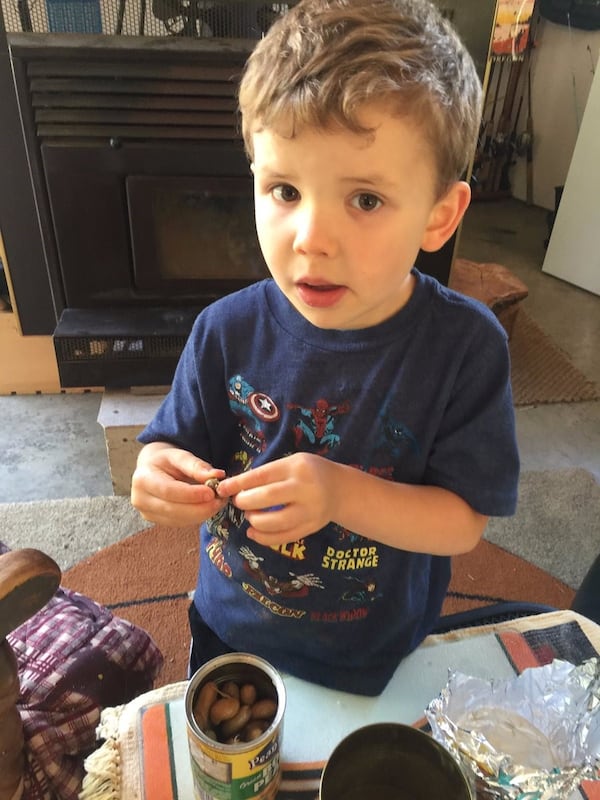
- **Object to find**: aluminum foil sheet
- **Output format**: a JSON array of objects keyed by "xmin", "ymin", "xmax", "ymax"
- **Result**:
[{"xmin": 426, "ymin": 658, "xmax": 600, "ymax": 799}]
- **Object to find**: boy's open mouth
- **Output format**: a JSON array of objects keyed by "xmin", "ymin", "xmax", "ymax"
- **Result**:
[{"xmin": 296, "ymin": 282, "xmax": 346, "ymax": 308}]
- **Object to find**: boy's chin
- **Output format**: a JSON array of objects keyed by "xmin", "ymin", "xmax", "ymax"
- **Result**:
[
  {"xmin": 288, "ymin": 302, "xmax": 378, "ymax": 332},
  {"xmin": 285, "ymin": 294, "xmax": 347, "ymax": 329}
]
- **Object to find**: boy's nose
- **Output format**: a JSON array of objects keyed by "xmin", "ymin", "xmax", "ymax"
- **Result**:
[{"xmin": 292, "ymin": 204, "xmax": 337, "ymax": 257}]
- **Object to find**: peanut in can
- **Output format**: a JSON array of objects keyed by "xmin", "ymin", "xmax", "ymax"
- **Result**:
[{"xmin": 185, "ymin": 653, "xmax": 286, "ymax": 800}]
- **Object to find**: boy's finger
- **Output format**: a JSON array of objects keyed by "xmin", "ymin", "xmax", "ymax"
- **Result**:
[
  {"xmin": 145, "ymin": 474, "xmax": 218, "ymax": 505},
  {"xmin": 162, "ymin": 450, "xmax": 225, "ymax": 484},
  {"xmin": 218, "ymin": 464, "xmax": 276, "ymax": 496}
]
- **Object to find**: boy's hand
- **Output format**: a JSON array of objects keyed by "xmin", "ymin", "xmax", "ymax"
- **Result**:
[
  {"xmin": 131, "ymin": 442, "xmax": 226, "ymax": 526},
  {"xmin": 217, "ymin": 453, "xmax": 339, "ymax": 546}
]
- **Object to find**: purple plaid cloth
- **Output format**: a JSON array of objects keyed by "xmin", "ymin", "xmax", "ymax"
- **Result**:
[{"xmin": 1, "ymin": 542, "xmax": 163, "ymax": 800}]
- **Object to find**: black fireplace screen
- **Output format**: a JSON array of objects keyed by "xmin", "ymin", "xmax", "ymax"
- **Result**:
[{"xmin": 1, "ymin": 0, "xmax": 296, "ymax": 37}]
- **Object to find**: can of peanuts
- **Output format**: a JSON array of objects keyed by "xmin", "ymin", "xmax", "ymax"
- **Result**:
[{"xmin": 185, "ymin": 653, "xmax": 286, "ymax": 800}]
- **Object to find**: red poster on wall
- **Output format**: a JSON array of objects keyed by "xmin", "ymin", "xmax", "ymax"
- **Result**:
[{"xmin": 492, "ymin": 0, "xmax": 536, "ymax": 58}]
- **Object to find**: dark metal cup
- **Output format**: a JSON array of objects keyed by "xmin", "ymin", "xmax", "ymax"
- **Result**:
[{"xmin": 319, "ymin": 722, "xmax": 474, "ymax": 800}]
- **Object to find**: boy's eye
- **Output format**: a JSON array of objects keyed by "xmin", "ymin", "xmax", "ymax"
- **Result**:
[
  {"xmin": 272, "ymin": 184, "xmax": 299, "ymax": 202},
  {"xmin": 351, "ymin": 193, "xmax": 382, "ymax": 212}
]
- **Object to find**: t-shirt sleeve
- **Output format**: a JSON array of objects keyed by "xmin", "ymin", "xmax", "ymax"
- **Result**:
[
  {"xmin": 137, "ymin": 315, "xmax": 212, "ymax": 459},
  {"xmin": 424, "ymin": 314, "xmax": 519, "ymax": 517}
]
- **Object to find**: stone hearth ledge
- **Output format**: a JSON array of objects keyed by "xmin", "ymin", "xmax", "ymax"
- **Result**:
[{"xmin": 98, "ymin": 389, "xmax": 167, "ymax": 496}]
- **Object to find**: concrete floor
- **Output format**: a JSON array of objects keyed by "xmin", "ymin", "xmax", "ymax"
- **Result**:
[{"xmin": 0, "ymin": 197, "xmax": 598, "ymax": 562}]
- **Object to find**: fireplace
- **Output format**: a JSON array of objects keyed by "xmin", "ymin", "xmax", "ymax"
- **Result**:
[
  {"xmin": 8, "ymin": 32, "xmax": 273, "ymax": 387},
  {"xmin": 6, "ymin": 20, "xmax": 457, "ymax": 390}
]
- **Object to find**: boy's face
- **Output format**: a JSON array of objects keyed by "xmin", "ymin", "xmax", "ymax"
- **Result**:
[{"xmin": 251, "ymin": 102, "xmax": 470, "ymax": 330}]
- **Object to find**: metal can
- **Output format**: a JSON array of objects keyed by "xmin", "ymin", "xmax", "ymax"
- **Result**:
[
  {"xmin": 319, "ymin": 723, "xmax": 474, "ymax": 800},
  {"xmin": 185, "ymin": 653, "xmax": 286, "ymax": 800}
]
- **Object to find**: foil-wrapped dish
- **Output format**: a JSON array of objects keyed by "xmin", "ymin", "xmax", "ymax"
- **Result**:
[{"xmin": 426, "ymin": 658, "xmax": 600, "ymax": 799}]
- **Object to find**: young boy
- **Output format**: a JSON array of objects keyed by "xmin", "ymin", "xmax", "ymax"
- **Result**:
[{"xmin": 131, "ymin": 0, "xmax": 519, "ymax": 696}]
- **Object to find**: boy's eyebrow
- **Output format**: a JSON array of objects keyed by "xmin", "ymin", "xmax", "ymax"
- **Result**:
[
  {"xmin": 340, "ymin": 175, "xmax": 394, "ymax": 187},
  {"xmin": 255, "ymin": 167, "xmax": 394, "ymax": 188},
  {"xmin": 253, "ymin": 169, "xmax": 297, "ymax": 183},
  {"xmin": 252, "ymin": 164, "xmax": 289, "ymax": 177}
]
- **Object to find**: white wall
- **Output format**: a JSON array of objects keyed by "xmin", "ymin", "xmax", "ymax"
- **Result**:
[
  {"xmin": 511, "ymin": 17, "xmax": 600, "ymax": 210},
  {"xmin": 541, "ymin": 56, "xmax": 600, "ymax": 294}
]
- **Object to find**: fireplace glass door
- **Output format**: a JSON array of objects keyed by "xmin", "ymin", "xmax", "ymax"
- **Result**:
[{"xmin": 127, "ymin": 175, "xmax": 268, "ymax": 296}]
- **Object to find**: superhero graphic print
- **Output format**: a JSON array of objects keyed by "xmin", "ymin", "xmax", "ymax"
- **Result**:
[{"xmin": 209, "ymin": 374, "xmax": 419, "ymax": 626}]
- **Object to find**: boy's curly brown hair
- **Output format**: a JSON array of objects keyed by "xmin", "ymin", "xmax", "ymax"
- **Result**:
[{"xmin": 239, "ymin": 0, "xmax": 482, "ymax": 197}]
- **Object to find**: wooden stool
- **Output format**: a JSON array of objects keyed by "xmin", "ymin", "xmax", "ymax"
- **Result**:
[
  {"xmin": 0, "ymin": 549, "xmax": 61, "ymax": 800},
  {"xmin": 449, "ymin": 258, "xmax": 529, "ymax": 338}
]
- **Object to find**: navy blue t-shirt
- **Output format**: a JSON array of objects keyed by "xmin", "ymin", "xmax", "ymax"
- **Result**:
[{"xmin": 139, "ymin": 270, "xmax": 519, "ymax": 695}]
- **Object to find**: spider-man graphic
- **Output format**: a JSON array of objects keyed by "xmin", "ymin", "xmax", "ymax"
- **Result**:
[{"xmin": 287, "ymin": 398, "xmax": 350, "ymax": 453}]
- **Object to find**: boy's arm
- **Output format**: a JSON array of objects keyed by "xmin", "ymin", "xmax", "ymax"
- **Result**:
[
  {"xmin": 131, "ymin": 441, "xmax": 226, "ymax": 526},
  {"xmin": 217, "ymin": 453, "xmax": 488, "ymax": 556},
  {"xmin": 329, "ymin": 461, "xmax": 488, "ymax": 555}
]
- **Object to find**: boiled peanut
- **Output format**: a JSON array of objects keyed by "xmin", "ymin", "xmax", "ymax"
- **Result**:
[
  {"xmin": 221, "ymin": 681, "xmax": 240, "ymax": 700},
  {"xmin": 239, "ymin": 683, "xmax": 257, "ymax": 705},
  {"xmin": 210, "ymin": 696, "xmax": 240, "ymax": 726},
  {"xmin": 194, "ymin": 680, "xmax": 218, "ymax": 730},
  {"xmin": 220, "ymin": 704, "xmax": 252, "ymax": 739},
  {"xmin": 205, "ymin": 478, "xmax": 220, "ymax": 496},
  {"xmin": 243, "ymin": 720, "xmax": 270, "ymax": 741},
  {"xmin": 250, "ymin": 698, "xmax": 277, "ymax": 721}
]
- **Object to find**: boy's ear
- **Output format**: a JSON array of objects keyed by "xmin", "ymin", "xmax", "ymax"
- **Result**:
[{"xmin": 420, "ymin": 181, "xmax": 471, "ymax": 253}]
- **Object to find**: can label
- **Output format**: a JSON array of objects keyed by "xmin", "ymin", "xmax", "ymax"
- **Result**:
[{"xmin": 189, "ymin": 733, "xmax": 281, "ymax": 800}]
